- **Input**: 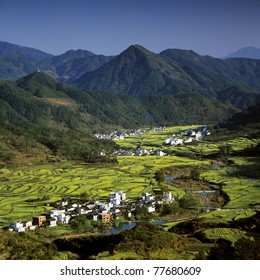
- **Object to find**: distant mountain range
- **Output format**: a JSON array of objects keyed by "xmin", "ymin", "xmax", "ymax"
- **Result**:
[
  {"xmin": 0, "ymin": 41, "xmax": 260, "ymax": 130},
  {"xmin": 225, "ymin": 47, "xmax": 260, "ymax": 60},
  {"xmin": 77, "ymin": 44, "xmax": 260, "ymax": 97},
  {"xmin": 0, "ymin": 41, "xmax": 113, "ymax": 82},
  {"xmin": 1, "ymin": 41, "xmax": 260, "ymax": 98}
]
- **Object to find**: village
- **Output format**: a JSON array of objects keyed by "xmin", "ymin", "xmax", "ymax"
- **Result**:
[
  {"xmin": 8, "ymin": 126, "xmax": 212, "ymax": 233},
  {"xmin": 9, "ymin": 189, "xmax": 174, "ymax": 233},
  {"xmin": 113, "ymin": 126, "xmax": 211, "ymax": 156},
  {"xmin": 94, "ymin": 128, "xmax": 150, "ymax": 141}
]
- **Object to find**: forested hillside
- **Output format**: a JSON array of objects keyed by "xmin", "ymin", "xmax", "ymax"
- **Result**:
[
  {"xmin": 1, "ymin": 41, "xmax": 260, "ymax": 113},
  {"xmin": 0, "ymin": 72, "xmax": 238, "ymax": 130}
]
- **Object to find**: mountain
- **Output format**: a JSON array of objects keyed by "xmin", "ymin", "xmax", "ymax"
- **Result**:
[
  {"xmin": 0, "ymin": 41, "xmax": 53, "ymax": 80},
  {"xmin": 77, "ymin": 45, "xmax": 260, "ymax": 101},
  {"xmin": 1, "ymin": 42, "xmax": 260, "ymax": 112},
  {"xmin": 0, "ymin": 72, "xmax": 237, "ymax": 130},
  {"xmin": 0, "ymin": 71, "xmax": 249, "ymax": 166},
  {"xmin": 225, "ymin": 47, "xmax": 260, "ymax": 59},
  {"xmin": 227, "ymin": 103, "xmax": 260, "ymax": 127},
  {"xmin": 0, "ymin": 41, "xmax": 112, "ymax": 82},
  {"xmin": 160, "ymin": 48, "xmax": 233, "ymax": 93},
  {"xmin": 40, "ymin": 49, "xmax": 114, "ymax": 83},
  {"xmin": 0, "ymin": 41, "xmax": 52, "ymax": 61},
  {"xmin": 217, "ymin": 86, "xmax": 260, "ymax": 110},
  {"xmin": 160, "ymin": 48, "xmax": 260, "ymax": 93},
  {"xmin": 77, "ymin": 45, "xmax": 201, "ymax": 97},
  {"xmin": 218, "ymin": 103, "xmax": 260, "ymax": 139}
]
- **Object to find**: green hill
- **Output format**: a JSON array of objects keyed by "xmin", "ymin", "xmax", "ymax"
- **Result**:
[
  {"xmin": 0, "ymin": 72, "xmax": 237, "ymax": 130},
  {"xmin": 217, "ymin": 86, "xmax": 260, "ymax": 109},
  {"xmin": 0, "ymin": 72, "xmax": 239, "ymax": 167}
]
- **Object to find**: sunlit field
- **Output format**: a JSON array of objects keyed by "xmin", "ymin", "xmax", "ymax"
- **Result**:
[{"xmin": 0, "ymin": 126, "xmax": 259, "ymax": 228}]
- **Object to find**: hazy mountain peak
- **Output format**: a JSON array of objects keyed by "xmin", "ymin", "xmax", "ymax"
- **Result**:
[
  {"xmin": 225, "ymin": 47, "xmax": 260, "ymax": 59},
  {"xmin": 0, "ymin": 40, "xmax": 53, "ymax": 61},
  {"xmin": 59, "ymin": 49, "xmax": 96, "ymax": 58},
  {"xmin": 121, "ymin": 44, "xmax": 154, "ymax": 56}
]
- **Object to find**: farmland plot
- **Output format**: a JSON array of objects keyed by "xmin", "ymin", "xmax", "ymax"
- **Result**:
[{"xmin": 0, "ymin": 155, "xmax": 203, "ymax": 226}]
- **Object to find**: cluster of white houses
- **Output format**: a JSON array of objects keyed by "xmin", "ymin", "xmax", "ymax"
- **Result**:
[
  {"xmin": 94, "ymin": 127, "xmax": 166, "ymax": 141},
  {"xmin": 99, "ymin": 126, "xmax": 211, "ymax": 157},
  {"xmin": 9, "ymin": 189, "xmax": 174, "ymax": 233},
  {"xmin": 94, "ymin": 129, "xmax": 147, "ymax": 141},
  {"xmin": 164, "ymin": 126, "xmax": 211, "ymax": 146},
  {"xmin": 114, "ymin": 148, "xmax": 166, "ymax": 157}
]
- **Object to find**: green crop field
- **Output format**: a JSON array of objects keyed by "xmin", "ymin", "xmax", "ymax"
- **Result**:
[
  {"xmin": 116, "ymin": 126, "xmax": 200, "ymax": 150},
  {"xmin": 0, "ymin": 126, "xmax": 259, "ymax": 231},
  {"xmin": 204, "ymin": 227, "xmax": 248, "ymax": 243},
  {"xmin": 0, "ymin": 152, "xmax": 204, "ymax": 226}
]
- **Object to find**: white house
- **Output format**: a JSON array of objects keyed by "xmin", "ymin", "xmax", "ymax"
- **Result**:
[
  {"xmin": 77, "ymin": 207, "xmax": 91, "ymax": 215},
  {"xmin": 163, "ymin": 191, "xmax": 174, "ymax": 202},
  {"xmin": 29, "ymin": 225, "xmax": 37, "ymax": 230},
  {"xmin": 184, "ymin": 137, "xmax": 193, "ymax": 143},
  {"xmin": 50, "ymin": 209, "xmax": 65, "ymax": 217},
  {"xmin": 170, "ymin": 138, "xmax": 183, "ymax": 146},
  {"xmin": 110, "ymin": 190, "xmax": 126, "ymax": 205},
  {"xmin": 12, "ymin": 222, "xmax": 24, "ymax": 232},
  {"xmin": 195, "ymin": 132, "xmax": 202, "ymax": 140},
  {"xmin": 61, "ymin": 200, "xmax": 68, "ymax": 207},
  {"xmin": 110, "ymin": 198, "xmax": 120, "ymax": 205},
  {"xmin": 147, "ymin": 206, "xmax": 156, "ymax": 213},
  {"xmin": 64, "ymin": 215, "xmax": 71, "ymax": 224},
  {"xmin": 22, "ymin": 221, "xmax": 32, "ymax": 228},
  {"xmin": 141, "ymin": 193, "xmax": 154, "ymax": 202},
  {"xmin": 156, "ymin": 150, "xmax": 165, "ymax": 156},
  {"xmin": 17, "ymin": 227, "xmax": 26, "ymax": 232},
  {"xmin": 135, "ymin": 149, "xmax": 147, "ymax": 156},
  {"xmin": 49, "ymin": 218, "xmax": 57, "ymax": 227}
]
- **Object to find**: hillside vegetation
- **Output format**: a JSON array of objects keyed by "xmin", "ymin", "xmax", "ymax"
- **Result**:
[
  {"xmin": 1, "ymin": 41, "xmax": 260, "ymax": 112},
  {"xmin": 0, "ymin": 72, "xmax": 238, "ymax": 131}
]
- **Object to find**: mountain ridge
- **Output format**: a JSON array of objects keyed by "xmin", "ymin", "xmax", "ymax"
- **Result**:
[
  {"xmin": 0, "ymin": 71, "xmax": 238, "ymax": 130},
  {"xmin": 75, "ymin": 44, "xmax": 260, "ymax": 97},
  {"xmin": 77, "ymin": 44, "xmax": 202, "ymax": 96},
  {"xmin": 0, "ymin": 41, "xmax": 260, "ymax": 111},
  {"xmin": 0, "ymin": 41, "xmax": 53, "ymax": 61},
  {"xmin": 225, "ymin": 47, "xmax": 260, "ymax": 60}
]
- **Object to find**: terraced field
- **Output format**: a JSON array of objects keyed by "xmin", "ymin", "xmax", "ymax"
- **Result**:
[
  {"xmin": 116, "ymin": 127, "xmax": 259, "ymax": 157},
  {"xmin": 116, "ymin": 126, "xmax": 200, "ymax": 150},
  {"xmin": 0, "ymin": 155, "xmax": 204, "ymax": 226},
  {"xmin": 0, "ymin": 126, "xmax": 259, "ymax": 230},
  {"xmin": 200, "ymin": 157, "xmax": 260, "ymax": 209},
  {"xmin": 204, "ymin": 227, "xmax": 247, "ymax": 243}
]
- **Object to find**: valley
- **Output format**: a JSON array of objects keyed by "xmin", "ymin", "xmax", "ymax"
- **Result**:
[
  {"xmin": 0, "ymin": 41, "xmax": 259, "ymax": 260},
  {"xmin": 0, "ymin": 124, "xmax": 259, "ymax": 260}
]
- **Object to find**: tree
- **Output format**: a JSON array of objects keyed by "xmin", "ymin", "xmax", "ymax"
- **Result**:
[
  {"xmin": 218, "ymin": 144, "xmax": 233, "ymax": 156},
  {"xmin": 70, "ymin": 215, "xmax": 94, "ymax": 233},
  {"xmin": 161, "ymin": 201, "xmax": 179, "ymax": 215},
  {"xmin": 135, "ymin": 206, "xmax": 148, "ymax": 219},
  {"xmin": 190, "ymin": 166, "xmax": 201, "ymax": 179},
  {"xmin": 154, "ymin": 169, "xmax": 165, "ymax": 184},
  {"xmin": 179, "ymin": 193, "xmax": 199, "ymax": 209},
  {"xmin": 207, "ymin": 237, "xmax": 260, "ymax": 260}
]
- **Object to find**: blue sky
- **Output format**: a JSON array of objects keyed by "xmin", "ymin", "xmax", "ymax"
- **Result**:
[{"xmin": 0, "ymin": 0, "xmax": 259, "ymax": 57}]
